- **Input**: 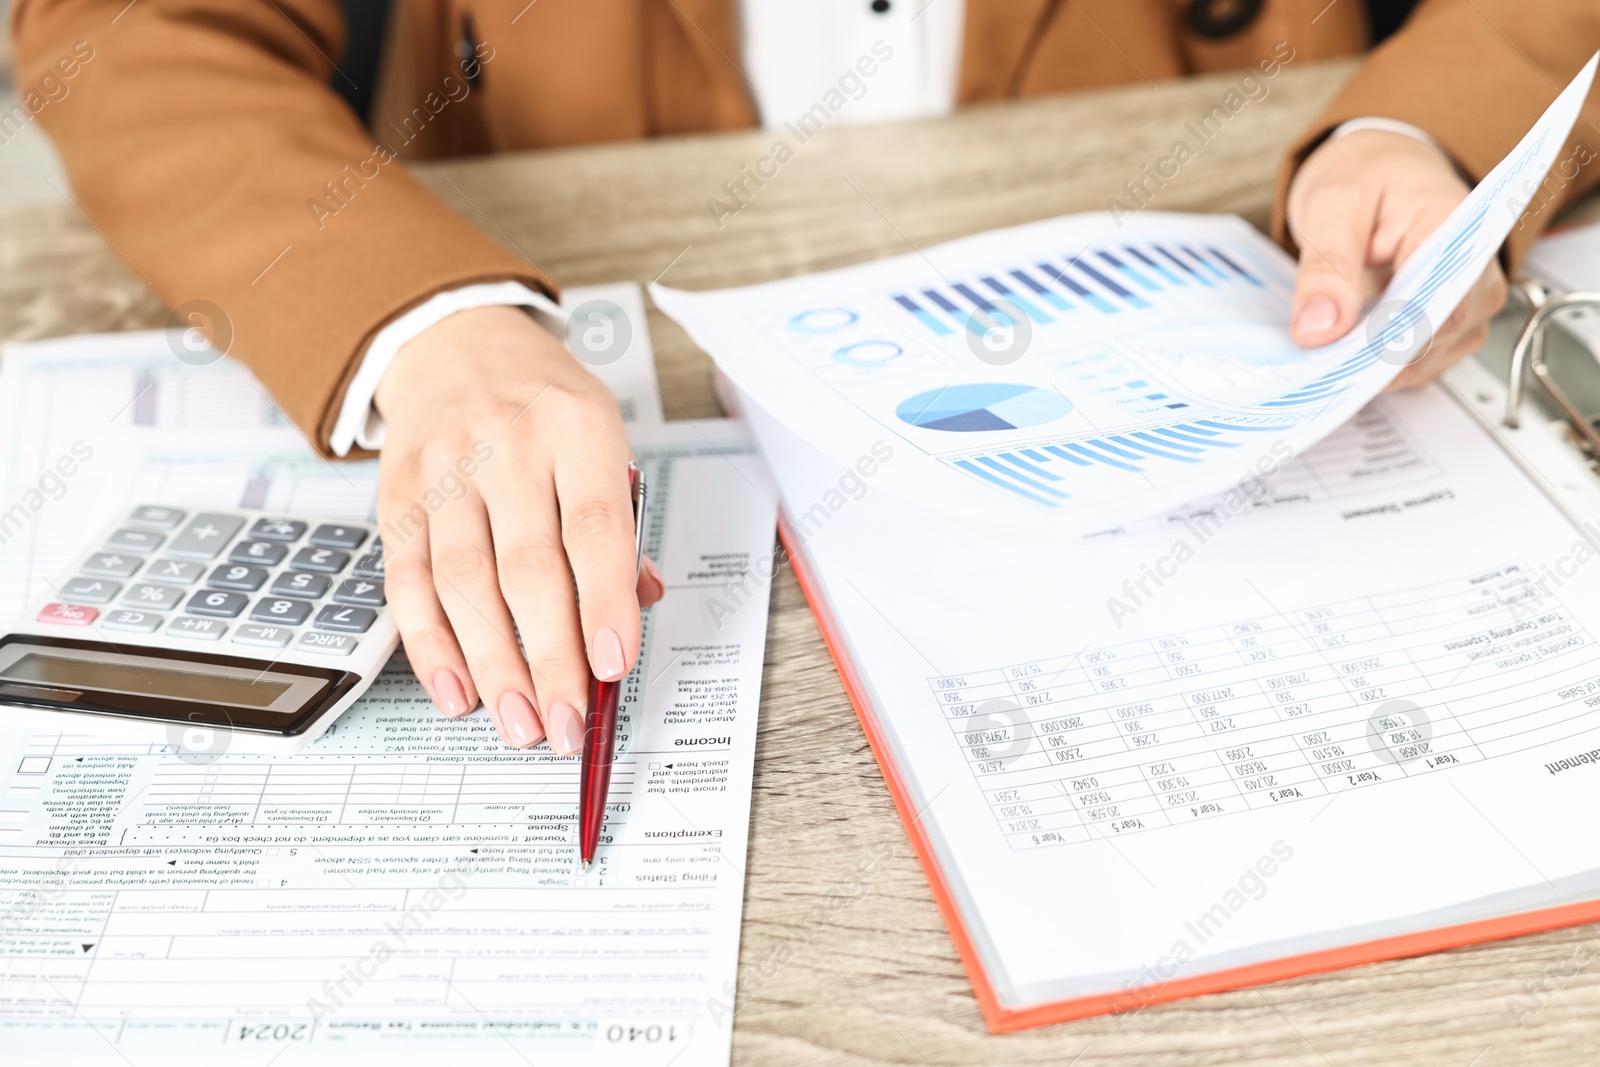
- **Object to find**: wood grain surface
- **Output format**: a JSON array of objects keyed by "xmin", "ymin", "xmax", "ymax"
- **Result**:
[{"xmin": 2, "ymin": 57, "xmax": 1592, "ymax": 1066}]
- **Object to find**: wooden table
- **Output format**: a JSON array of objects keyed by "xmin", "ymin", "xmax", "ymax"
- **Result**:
[{"xmin": 3, "ymin": 56, "xmax": 1594, "ymax": 1066}]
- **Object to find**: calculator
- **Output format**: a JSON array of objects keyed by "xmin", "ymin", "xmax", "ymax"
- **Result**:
[{"xmin": 0, "ymin": 505, "xmax": 399, "ymax": 753}]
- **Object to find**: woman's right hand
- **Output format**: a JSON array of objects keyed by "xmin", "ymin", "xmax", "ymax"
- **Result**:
[{"xmin": 373, "ymin": 305, "xmax": 664, "ymax": 752}]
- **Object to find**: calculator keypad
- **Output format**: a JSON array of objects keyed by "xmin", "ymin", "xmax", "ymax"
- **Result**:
[
  {"xmin": 149, "ymin": 559, "xmax": 205, "ymax": 584},
  {"xmin": 124, "ymin": 583, "xmax": 185, "ymax": 610},
  {"xmin": 271, "ymin": 572, "xmax": 331, "ymax": 600},
  {"xmin": 207, "ymin": 564, "xmax": 269, "ymax": 592},
  {"xmin": 291, "ymin": 547, "xmax": 350, "ymax": 574},
  {"xmin": 41, "ymin": 506, "xmax": 382, "ymax": 655},
  {"xmin": 229, "ymin": 540, "xmax": 289, "ymax": 567},
  {"xmin": 82, "ymin": 553, "xmax": 142, "ymax": 579},
  {"xmin": 60, "ymin": 577, "xmax": 120, "ymax": 604},
  {"xmin": 167, "ymin": 514, "xmax": 246, "ymax": 559},
  {"xmin": 249, "ymin": 518, "xmax": 307, "ymax": 542},
  {"xmin": 106, "ymin": 528, "xmax": 163, "ymax": 554},
  {"xmin": 187, "ymin": 590, "xmax": 249, "ymax": 618},
  {"xmin": 251, "ymin": 598, "xmax": 313, "ymax": 626}
]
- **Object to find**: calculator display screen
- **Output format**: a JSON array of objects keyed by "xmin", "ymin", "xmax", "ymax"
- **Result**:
[
  {"xmin": 0, "ymin": 636, "xmax": 359, "ymax": 736},
  {"xmin": 4, "ymin": 653, "xmax": 292, "ymax": 708}
]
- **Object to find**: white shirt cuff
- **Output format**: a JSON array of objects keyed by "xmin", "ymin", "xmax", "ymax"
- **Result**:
[
  {"xmin": 329, "ymin": 281, "xmax": 566, "ymax": 456},
  {"xmin": 1328, "ymin": 116, "xmax": 1445, "ymax": 155}
]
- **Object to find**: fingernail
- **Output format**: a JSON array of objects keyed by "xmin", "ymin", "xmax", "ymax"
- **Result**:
[
  {"xmin": 547, "ymin": 700, "xmax": 585, "ymax": 756},
  {"xmin": 1294, "ymin": 295, "xmax": 1339, "ymax": 338},
  {"xmin": 643, "ymin": 556, "xmax": 664, "ymax": 586},
  {"xmin": 592, "ymin": 626, "xmax": 627, "ymax": 681},
  {"xmin": 432, "ymin": 669, "xmax": 471, "ymax": 717},
  {"xmin": 495, "ymin": 692, "xmax": 543, "ymax": 749}
]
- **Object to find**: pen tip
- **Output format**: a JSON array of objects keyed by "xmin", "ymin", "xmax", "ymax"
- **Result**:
[{"xmin": 582, "ymin": 860, "xmax": 591, "ymax": 872}]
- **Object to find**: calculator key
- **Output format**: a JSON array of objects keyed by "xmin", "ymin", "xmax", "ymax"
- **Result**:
[
  {"xmin": 314, "ymin": 604, "xmax": 375, "ymax": 633},
  {"xmin": 103, "ymin": 609, "xmax": 162, "ymax": 634},
  {"xmin": 298, "ymin": 631, "xmax": 358, "ymax": 656},
  {"xmin": 37, "ymin": 603, "xmax": 97, "ymax": 626},
  {"xmin": 291, "ymin": 547, "xmax": 350, "ymax": 574},
  {"xmin": 351, "ymin": 552, "xmax": 386, "ymax": 580},
  {"xmin": 207, "ymin": 564, "xmax": 269, "ymax": 592},
  {"xmin": 149, "ymin": 559, "xmax": 206, "ymax": 585},
  {"xmin": 250, "ymin": 597, "xmax": 313, "ymax": 626},
  {"xmin": 127, "ymin": 506, "xmax": 186, "ymax": 531},
  {"xmin": 271, "ymin": 571, "xmax": 332, "ymax": 599},
  {"xmin": 60, "ymin": 577, "xmax": 121, "ymax": 604},
  {"xmin": 81, "ymin": 552, "xmax": 142, "ymax": 579},
  {"xmin": 333, "ymin": 579, "xmax": 385, "ymax": 607},
  {"xmin": 234, "ymin": 623, "xmax": 294, "ymax": 649},
  {"xmin": 309, "ymin": 524, "xmax": 369, "ymax": 550},
  {"xmin": 167, "ymin": 513, "xmax": 247, "ymax": 559},
  {"xmin": 169, "ymin": 616, "xmax": 226, "ymax": 641},
  {"xmin": 229, "ymin": 540, "xmax": 288, "ymax": 567},
  {"xmin": 124, "ymin": 583, "xmax": 185, "ymax": 611},
  {"xmin": 186, "ymin": 590, "xmax": 249, "ymax": 618},
  {"xmin": 106, "ymin": 528, "xmax": 164, "ymax": 554},
  {"xmin": 249, "ymin": 518, "xmax": 308, "ymax": 542}
]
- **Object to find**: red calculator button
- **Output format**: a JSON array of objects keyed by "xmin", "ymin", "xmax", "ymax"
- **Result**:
[{"xmin": 38, "ymin": 603, "xmax": 98, "ymax": 626}]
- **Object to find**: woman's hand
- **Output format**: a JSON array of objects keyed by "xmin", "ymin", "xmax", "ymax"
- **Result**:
[
  {"xmin": 1285, "ymin": 128, "xmax": 1508, "ymax": 387},
  {"xmin": 373, "ymin": 305, "xmax": 665, "ymax": 752}
]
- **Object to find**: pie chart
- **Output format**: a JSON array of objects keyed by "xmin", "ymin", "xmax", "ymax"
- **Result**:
[{"xmin": 896, "ymin": 383, "xmax": 1073, "ymax": 432}]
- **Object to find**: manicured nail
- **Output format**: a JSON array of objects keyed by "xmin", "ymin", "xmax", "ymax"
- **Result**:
[
  {"xmin": 432, "ymin": 669, "xmax": 470, "ymax": 717},
  {"xmin": 592, "ymin": 626, "xmax": 627, "ymax": 681},
  {"xmin": 547, "ymin": 700, "xmax": 585, "ymax": 756},
  {"xmin": 495, "ymin": 692, "xmax": 542, "ymax": 749},
  {"xmin": 1294, "ymin": 294, "xmax": 1339, "ymax": 339}
]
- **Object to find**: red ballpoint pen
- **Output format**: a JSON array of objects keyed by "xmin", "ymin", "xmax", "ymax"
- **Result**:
[{"xmin": 579, "ymin": 463, "xmax": 647, "ymax": 870}]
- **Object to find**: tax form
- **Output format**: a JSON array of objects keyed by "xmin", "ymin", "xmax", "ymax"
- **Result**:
[
  {"xmin": 746, "ymin": 371, "xmax": 1600, "ymax": 1016},
  {"xmin": 0, "ymin": 328, "xmax": 777, "ymax": 1063},
  {"xmin": 656, "ymin": 56, "xmax": 1597, "ymax": 537}
]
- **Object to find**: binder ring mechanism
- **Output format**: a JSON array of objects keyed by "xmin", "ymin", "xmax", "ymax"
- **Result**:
[{"xmin": 1505, "ymin": 277, "xmax": 1600, "ymax": 457}]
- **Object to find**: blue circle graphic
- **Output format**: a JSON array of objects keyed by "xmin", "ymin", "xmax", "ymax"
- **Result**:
[
  {"xmin": 787, "ymin": 308, "xmax": 859, "ymax": 333},
  {"xmin": 897, "ymin": 383, "xmax": 1073, "ymax": 433},
  {"xmin": 833, "ymin": 340, "xmax": 902, "ymax": 368}
]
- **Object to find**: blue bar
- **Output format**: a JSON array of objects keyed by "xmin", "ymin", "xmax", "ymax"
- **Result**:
[
  {"xmin": 1098, "ymin": 250, "xmax": 1160, "ymax": 292},
  {"xmin": 1021, "ymin": 448, "xmax": 1052, "ymax": 462},
  {"xmin": 999, "ymin": 452, "xmax": 1062, "ymax": 480},
  {"xmin": 1010, "ymin": 269, "xmax": 1073, "ymax": 310},
  {"xmin": 1069, "ymin": 257, "xmax": 1151, "ymax": 308},
  {"xmin": 1206, "ymin": 245, "xmax": 1263, "ymax": 286},
  {"xmin": 1176, "ymin": 422, "xmax": 1220, "ymax": 436},
  {"xmin": 975, "ymin": 456, "xmax": 1069, "ymax": 499},
  {"xmin": 1196, "ymin": 419, "xmax": 1280, "ymax": 432},
  {"xmin": 1125, "ymin": 245, "xmax": 1185, "ymax": 285},
  {"xmin": 893, "ymin": 293, "xmax": 954, "ymax": 336},
  {"xmin": 1182, "ymin": 244, "xmax": 1230, "ymax": 282},
  {"xmin": 1110, "ymin": 434, "xmax": 1200, "ymax": 463},
  {"xmin": 952, "ymin": 282, "xmax": 995, "ymax": 310},
  {"xmin": 1131, "ymin": 430, "xmax": 1201, "ymax": 454},
  {"xmin": 981, "ymin": 276, "xmax": 1054, "ymax": 323},
  {"xmin": 1038, "ymin": 262, "xmax": 1116, "ymax": 313},
  {"xmin": 1154, "ymin": 426, "xmax": 1235, "ymax": 448},
  {"xmin": 1044, "ymin": 445, "xmax": 1093, "ymax": 466},
  {"xmin": 1068, "ymin": 441, "xmax": 1143, "ymax": 472},
  {"xmin": 924, "ymin": 288, "xmax": 988, "ymax": 339},
  {"xmin": 956, "ymin": 459, "xmax": 1055, "ymax": 505},
  {"xmin": 1154, "ymin": 244, "xmax": 1214, "ymax": 287}
]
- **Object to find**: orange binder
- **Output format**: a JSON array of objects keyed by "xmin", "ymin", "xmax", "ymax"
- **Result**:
[{"xmin": 778, "ymin": 482, "xmax": 1600, "ymax": 1032}]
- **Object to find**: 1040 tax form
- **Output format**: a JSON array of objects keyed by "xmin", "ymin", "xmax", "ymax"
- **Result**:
[{"xmin": 0, "ymin": 331, "xmax": 778, "ymax": 1065}]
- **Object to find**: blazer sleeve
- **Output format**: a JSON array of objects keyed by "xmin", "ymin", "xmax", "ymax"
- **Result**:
[
  {"xmin": 9, "ymin": 0, "xmax": 557, "ymax": 455},
  {"xmin": 1273, "ymin": 0, "xmax": 1600, "ymax": 270}
]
